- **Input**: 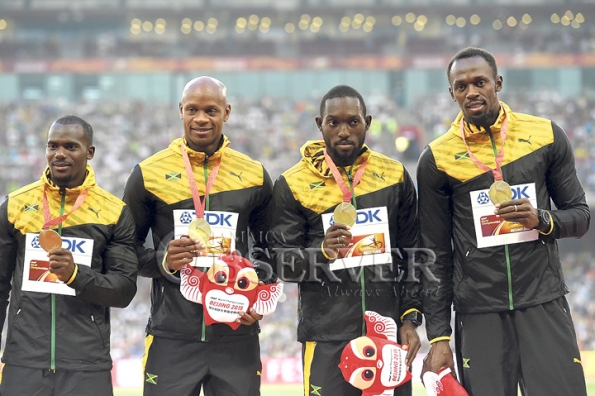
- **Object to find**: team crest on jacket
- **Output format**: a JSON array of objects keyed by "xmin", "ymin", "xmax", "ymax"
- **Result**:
[
  {"xmin": 180, "ymin": 252, "xmax": 283, "ymax": 330},
  {"xmin": 339, "ymin": 311, "xmax": 411, "ymax": 395}
]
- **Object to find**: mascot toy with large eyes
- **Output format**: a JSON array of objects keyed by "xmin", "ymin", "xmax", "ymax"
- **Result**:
[
  {"xmin": 179, "ymin": 252, "xmax": 283, "ymax": 330},
  {"xmin": 339, "ymin": 311, "xmax": 411, "ymax": 396}
]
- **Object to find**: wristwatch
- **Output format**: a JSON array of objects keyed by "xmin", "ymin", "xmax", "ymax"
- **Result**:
[
  {"xmin": 401, "ymin": 311, "xmax": 423, "ymax": 327},
  {"xmin": 537, "ymin": 209, "xmax": 551, "ymax": 231}
]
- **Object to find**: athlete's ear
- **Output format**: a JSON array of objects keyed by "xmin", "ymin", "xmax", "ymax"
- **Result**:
[
  {"xmin": 315, "ymin": 116, "xmax": 323, "ymax": 132},
  {"xmin": 495, "ymin": 75, "xmax": 503, "ymax": 93}
]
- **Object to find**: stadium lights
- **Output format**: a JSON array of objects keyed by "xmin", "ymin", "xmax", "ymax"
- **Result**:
[
  {"xmin": 301, "ymin": 14, "xmax": 311, "ymax": 23},
  {"xmin": 522, "ymin": 14, "xmax": 532, "ymax": 24},
  {"xmin": 551, "ymin": 13, "xmax": 560, "ymax": 24},
  {"xmin": 285, "ymin": 23, "xmax": 295, "ymax": 33},
  {"xmin": 235, "ymin": 26, "xmax": 245, "ymax": 33},
  {"xmin": 366, "ymin": 16, "xmax": 376, "ymax": 26},
  {"xmin": 352, "ymin": 20, "xmax": 362, "ymax": 29},
  {"xmin": 206, "ymin": 25, "xmax": 216, "ymax": 34},
  {"xmin": 456, "ymin": 17, "xmax": 466, "ymax": 27},
  {"xmin": 260, "ymin": 25, "xmax": 270, "ymax": 33},
  {"xmin": 181, "ymin": 18, "xmax": 192, "ymax": 34},
  {"xmin": 493, "ymin": 19, "xmax": 503, "ymax": 30},
  {"xmin": 470, "ymin": 14, "xmax": 481, "ymax": 25},
  {"xmin": 237, "ymin": 17, "xmax": 247, "ymax": 29},
  {"xmin": 576, "ymin": 13, "xmax": 585, "ymax": 23},
  {"xmin": 446, "ymin": 15, "xmax": 456, "ymax": 26},
  {"xmin": 312, "ymin": 17, "xmax": 323, "ymax": 27},
  {"xmin": 565, "ymin": 10, "xmax": 574, "ymax": 20},
  {"xmin": 142, "ymin": 21, "xmax": 153, "ymax": 32},
  {"xmin": 354, "ymin": 13, "xmax": 365, "ymax": 24},
  {"xmin": 416, "ymin": 15, "xmax": 427, "ymax": 26},
  {"xmin": 194, "ymin": 21, "xmax": 204, "ymax": 31},
  {"xmin": 298, "ymin": 19, "xmax": 309, "ymax": 30},
  {"xmin": 413, "ymin": 21, "xmax": 424, "ymax": 32},
  {"xmin": 405, "ymin": 13, "xmax": 415, "ymax": 24},
  {"xmin": 249, "ymin": 14, "xmax": 259, "ymax": 25},
  {"xmin": 130, "ymin": 25, "xmax": 141, "ymax": 35},
  {"xmin": 131, "ymin": 18, "xmax": 141, "ymax": 28},
  {"xmin": 571, "ymin": 20, "xmax": 580, "ymax": 28},
  {"xmin": 207, "ymin": 18, "xmax": 218, "ymax": 27},
  {"xmin": 310, "ymin": 24, "xmax": 320, "ymax": 33},
  {"xmin": 507, "ymin": 16, "xmax": 517, "ymax": 27},
  {"xmin": 392, "ymin": 15, "xmax": 402, "ymax": 26},
  {"xmin": 363, "ymin": 22, "xmax": 373, "ymax": 32},
  {"xmin": 261, "ymin": 17, "xmax": 272, "ymax": 27},
  {"xmin": 561, "ymin": 15, "xmax": 570, "ymax": 26}
]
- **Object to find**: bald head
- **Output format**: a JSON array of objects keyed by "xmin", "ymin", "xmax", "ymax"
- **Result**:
[
  {"xmin": 181, "ymin": 76, "xmax": 227, "ymax": 102},
  {"xmin": 179, "ymin": 76, "xmax": 231, "ymax": 155}
]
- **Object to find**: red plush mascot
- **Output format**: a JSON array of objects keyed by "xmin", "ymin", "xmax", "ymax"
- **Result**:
[
  {"xmin": 179, "ymin": 252, "xmax": 283, "ymax": 330},
  {"xmin": 339, "ymin": 311, "xmax": 412, "ymax": 395}
]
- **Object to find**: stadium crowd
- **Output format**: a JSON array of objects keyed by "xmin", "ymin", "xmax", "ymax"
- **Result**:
[{"xmin": 0, "ymin": 91, "xmax": 593, "ymax": 358}]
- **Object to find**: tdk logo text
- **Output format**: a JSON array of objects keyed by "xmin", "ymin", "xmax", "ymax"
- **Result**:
[
  {"xmin": 331, "ymin": 209, "xmax": 383, "ymax": 225},
  {"xmin": 511, "ymin": 186, "xmax": 530, "ymax": 200},
  {"xmin": 31, "ymin": 237, "xmax": 88, "ymax": 253},
  {"xmin": 180, "ymin": 211, "xmax": 233, "ymax": 227},
  {"xmin": 476, "ymin": 185, "xmax": 532, "ymax": 205}
]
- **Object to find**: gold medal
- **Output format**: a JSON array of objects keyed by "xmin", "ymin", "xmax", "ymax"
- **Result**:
[
  {"xmin": 488, "ymin": 180, "xmax": 513, "ymax": 205},
  {"xmin": 39, "ymin": 229, "xmax": 62, "ymax": 252},
  {"xmin": 188, "ymin": 218, "xmax": 211, "ymax": 244},
  {"xmin": 334, "ymin": 202, "xmax": 357, "ymax": 227}
]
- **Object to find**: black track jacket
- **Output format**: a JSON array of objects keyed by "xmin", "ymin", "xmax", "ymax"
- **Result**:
[{"xmin": 417, "ymin": 103, "xmax": 590, "ymax": 342}]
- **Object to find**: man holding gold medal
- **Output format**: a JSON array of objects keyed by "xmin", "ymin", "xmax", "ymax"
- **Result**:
[
  {"xmin": 0, "ymin": 115, "xmax": 138, "ymax": 395},
  {"xmin": 123, "ymin": 77, "xmax": 273, "ymax": 396},
  {"xmin": 418, "ymin": 47, "xmax": 590, "ymax": 395},
  {"xmin": 270, "ymin": 85, "xmax": 422, "ymax": 395}
]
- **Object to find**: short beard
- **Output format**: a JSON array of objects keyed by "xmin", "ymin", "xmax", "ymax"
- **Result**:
[
  {"xmin": 49, "ymin": 174, "xmax": 72, "ymax": 188},
  {"xmin": 325, "ymin": 141, "xmax": 364, "ymax": 167},
  {"xmin": 466, "ymin": 106, "xmax": 499, "ymax": 131}
]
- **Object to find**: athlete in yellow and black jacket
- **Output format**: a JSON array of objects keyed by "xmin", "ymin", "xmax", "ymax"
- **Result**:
[
  {"xmin": 271, "ymin": 140, "xmax": 422, "ymax": 337},
  {"xmin": 271, "ymin": 86, "xmax": 422, "ymax": 396},
  {"xmin": 0, "ymin": 163, "xmax": 137, "ymax": 395},
  {"xmin": 418, "ymin": 103, "xmax": 590, "ymax": 393},
  {"xmin": 123, "ymin": 135, "xmax": 273, "ymax": 342}
]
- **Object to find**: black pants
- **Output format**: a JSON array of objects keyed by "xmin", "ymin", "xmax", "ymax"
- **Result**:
[
  {"xmin": 455, "ymin": 297, "xmax": 587, "ymax": 396},
  {"xmin": 302, "ymin": 341, "xmax": 412, "ymax": 396},
  {"xmin": 0, "ymin": 365, "xmax": 112, "ymax": 396},
  {"xmin": 143, "ymin": 334, "xmax": 261, "ymax": 396}
]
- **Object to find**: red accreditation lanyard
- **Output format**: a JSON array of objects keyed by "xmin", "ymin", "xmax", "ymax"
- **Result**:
[
  {"xmin": 181, "ymin": 144, "xmax": 222, "ymax": 219},
  {"xmin": 42, "ymin": 186, "xmax": 89, "ymax": 230},
  {"xmin": 323, "ymin": 148, "xmax": 368, "ymax": 203},
  {"xmin": 460, "ymin": 107, "xmax": 509, "ymax": 181}
]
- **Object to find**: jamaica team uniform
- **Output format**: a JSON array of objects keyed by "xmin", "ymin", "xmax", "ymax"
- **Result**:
[
  {"xmin": 123, "ymin": 136, "xmax": 273, "ymax": 396},
  {"xmin": 0, "ymin": 165, "xmax": 137, "ymax": 396},
  {"xmin": 418, "ymin": 102, "xmax": 589, "ymax": 395},
  {"xmin": 270, "ymin": 140, "xmax": 422, "ymax": 395}
]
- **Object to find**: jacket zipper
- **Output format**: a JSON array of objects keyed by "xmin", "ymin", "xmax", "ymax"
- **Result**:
[
  {"xmin": 486, "ymin": 129, "xmax": 514, "ymax": 310},
  {"xmin": 201, "ymin": 155, "xmax": 209, "ymax": 342},
  {"xmin": 345, "ymin": 166, "xmax": 367, "ymax": 335},
  {"xmin": 51, "ymin": 188, "xmax": 67, "ymax": 371}
]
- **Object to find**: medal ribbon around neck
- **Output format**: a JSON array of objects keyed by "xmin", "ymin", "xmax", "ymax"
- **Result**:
[
  {"xmin": 323, "ymin": 148, "xmax": 368, "ymax": 203},
  {"xmin": 181, "ymin": 143, "xmax": 222, "ymax": 220},
  {"xmin": 459, "ymin": 106, "xmax": 509, "ymax": 182},
  {"xmin": 42, "ymin": 186, "xmax": 88, "ymax": 230}
]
